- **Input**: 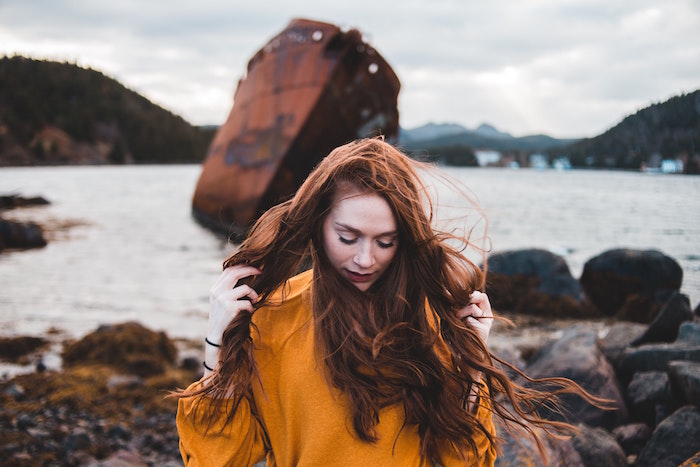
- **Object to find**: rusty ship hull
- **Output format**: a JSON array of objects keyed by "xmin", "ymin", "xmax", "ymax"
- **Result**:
[{"xmin": 192, "ymin": 18, "xmax": 400, "ymax": 239}]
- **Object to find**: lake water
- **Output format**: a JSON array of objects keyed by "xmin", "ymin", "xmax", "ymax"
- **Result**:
[{"xmin": 1, "ymin": 165, "xmax": 698, "ymax": 346}]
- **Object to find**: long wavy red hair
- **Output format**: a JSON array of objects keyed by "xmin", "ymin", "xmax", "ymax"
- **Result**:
[{"xmin": 178, "ymin": 138, "xmax": 608, "ymax": 462}]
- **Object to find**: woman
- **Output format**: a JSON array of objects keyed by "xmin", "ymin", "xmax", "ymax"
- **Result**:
[{"xmin": 176, "ymin": 138, "xmax": 597, "ymax": 466}]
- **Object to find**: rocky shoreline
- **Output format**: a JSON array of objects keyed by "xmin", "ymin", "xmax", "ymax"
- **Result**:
[
  {"xmin": 0, "ymin": 322, "xmax": 200, "ymax": 466},
  {"xmin": 1, "ymin": 241, "xmax": 699, "ymax": 464},
  {"xmin": 0, "ymin": 194, "xmax": 50, "ymax": 252}
]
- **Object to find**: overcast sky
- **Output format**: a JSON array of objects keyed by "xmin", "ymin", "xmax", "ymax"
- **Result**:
[{"xmin": 1, "ymin": 0, "xmax": 698, "ymax": 138}]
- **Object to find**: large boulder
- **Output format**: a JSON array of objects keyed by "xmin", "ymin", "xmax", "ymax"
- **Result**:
[
  {"xmin": 579, "ymin": 249, "xmax": 683, "ymax": 321},
  {"xmin": 631, "ymin": 292, "xmax": 694, "ymax": 345},
  {"xmin": 611, "ymin": 423, "xmax": 652, "ymax": 456},
  {"xmin": 62, "ymin": 322, "xmax": 177, "ymax": 376},
  {"xmin": 494, "ymin": 420, "xmax": 583, "ymax": 466},
  {"xmin": 524, "ymin": 326, "xmax": 628, "ymax": 429},
  {"xmin": 598, "ymin": 322, "xmax": 647, "ymax": 370},
  {"xmin": 635, "ymin": 405, "xmax": 700, "ymax": 467},
  {"xmin": 486, "ymin": 249, "xmax": 593, "ymax": 318},
  {"xmin": 571, "ymin": 423, "xmax": 626, "ymax": 467},
  {"xmin": 626, "ymin": 371, "xmax": 672, "ymax": 426},
  {"xmin": 0, "ymin": 218, "xmax": 47, "ymax": 251},
  {"xmin": 0, "ymin": 194, "xmax": 50, "ymax": 209},
  {"xmin": 0, "ymin": 336, "xmax": 47, "ymax": 362},
  {"xmin": 618, "ymin": 323, "xmax": 700, "ymax": 381}
]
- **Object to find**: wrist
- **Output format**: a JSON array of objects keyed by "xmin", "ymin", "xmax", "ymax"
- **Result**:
[{"xmin": 205, "ymin": 336, "xmax": 221, "ymax": 347}]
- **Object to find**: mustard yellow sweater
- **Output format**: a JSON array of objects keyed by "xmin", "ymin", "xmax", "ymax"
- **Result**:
[{"xmin": 177, "ymin": 269, "xmax": 497, "ymax": 466}]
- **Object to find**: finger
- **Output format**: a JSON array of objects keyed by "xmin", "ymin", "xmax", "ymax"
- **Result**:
[
  {"xmin": 457, "ymin": 303, "xmax": 484, "ymax": 320},
  {"xmin": 468, "ymin": 291, "xmax": 488, "ymax": 306},
  {"xmin": 218, "ymin": 284, "xmax": 260, "ymax": 304},
  {"xmin": 211, "ymin": 265, "xmax": 261, "ymax": 294},
  {"xmin": 465, "ymin": 316, "xmax": 492, "ymax": 343},
  {"xmin": 469, "ymin": 291, "xmax": 493, "ymax": 316}
]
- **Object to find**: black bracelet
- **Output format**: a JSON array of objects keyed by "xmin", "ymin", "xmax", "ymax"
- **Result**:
[
  {"xmin": 205, "ymin": 337, "xmax": 221, "ymax": 347},
  {"xmin": 203, "ymin": 361, "xmax": 214, "ymax": 371}
]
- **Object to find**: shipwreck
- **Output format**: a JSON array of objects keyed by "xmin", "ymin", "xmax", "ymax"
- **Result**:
[{"xmin": 191, "ymin": 18, "xmax": 401, "ymax": 240}]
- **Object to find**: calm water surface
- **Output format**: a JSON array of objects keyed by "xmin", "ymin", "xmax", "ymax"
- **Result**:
[{"xmin": 1, "ymin": 165, "xmax": 698, "ymax": 346}]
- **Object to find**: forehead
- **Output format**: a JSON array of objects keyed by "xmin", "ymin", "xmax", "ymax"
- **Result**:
[{"xmin": 328, "ymin": 185, "xmax": 397, "ymax": 232}]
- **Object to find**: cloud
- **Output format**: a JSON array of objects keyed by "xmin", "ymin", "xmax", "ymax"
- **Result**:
[{"xmin": 1, "ymin": 0, "xmax": 699, "ymax": 138}]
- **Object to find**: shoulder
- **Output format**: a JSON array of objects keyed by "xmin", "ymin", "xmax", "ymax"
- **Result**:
[
  {"xmin": 275, "ymin": 268, "xmax": 314, "ymax": 303},
  {"xmin": 251, "ymin": 269, "xmax": 314, "ymax": 352}
]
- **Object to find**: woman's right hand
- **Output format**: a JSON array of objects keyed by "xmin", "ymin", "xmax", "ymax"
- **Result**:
[{"xmin": 207, "ymin": 264, "xmax": 261, "ymax": 345}]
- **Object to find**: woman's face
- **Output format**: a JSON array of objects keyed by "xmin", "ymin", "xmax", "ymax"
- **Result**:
[{"xmin": 322, "ymin": 184, "xmax": 399, "ymax": 292}]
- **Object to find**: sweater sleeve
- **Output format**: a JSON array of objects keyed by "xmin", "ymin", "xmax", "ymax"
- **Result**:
[{"xmin": 176, "ymin": 382, "xmax": 268, "ymax": 467}]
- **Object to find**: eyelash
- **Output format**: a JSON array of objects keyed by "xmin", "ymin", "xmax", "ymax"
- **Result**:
[
  {"xmin": 338, "ymin": 236, "xmax": 395, "ymax": 249},
  {"xmin": 338, "ymin": 236, "xmax": 356, "ymax": 245}
]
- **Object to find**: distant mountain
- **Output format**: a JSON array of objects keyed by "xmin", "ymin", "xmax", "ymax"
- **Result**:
[
  {"xmin": 474, "ymin": 123, "xmax": 512, "ymax": 139},
  {"xmin": 400, "ymin": 122, "xmax": 577, "ymax": 154},
  {"xmin": 549, "ymin": 90, "xmax": 700, "ymax": 172},
  {"xmin": 399, "ymin": 91, "xmax": 700, "ymax": 173},
  {"xmin": 0, "ymin": 56, "xmax": 215, "ymax": 166},
  {"xmin": 399, "ymin": 122, "xmax": 468, "ymax": 143}
]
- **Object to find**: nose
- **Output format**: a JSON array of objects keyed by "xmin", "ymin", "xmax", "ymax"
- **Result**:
[{"xmin": 353, "ymin": 241, "xmax": 375, "ymax": 268}]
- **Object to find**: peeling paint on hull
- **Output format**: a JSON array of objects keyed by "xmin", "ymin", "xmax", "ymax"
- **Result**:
[{"xmin": 191, "ymin": 18, "xmax": 400, "ymax": 240}]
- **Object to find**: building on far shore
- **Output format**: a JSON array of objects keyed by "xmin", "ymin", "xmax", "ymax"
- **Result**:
[{"xmin": 474, "ymin": 150, "xmax": 502, "ymax": 167}]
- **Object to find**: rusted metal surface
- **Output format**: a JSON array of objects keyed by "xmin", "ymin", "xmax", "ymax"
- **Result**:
[{"xmin": 192, "ymin": 18, "xmax": 401, "ymax": 239}]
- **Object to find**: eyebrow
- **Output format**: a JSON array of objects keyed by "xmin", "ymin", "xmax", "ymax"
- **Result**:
[{"xmin": 334, "ymin": 222, "xmax": 397, "ymax": 237}]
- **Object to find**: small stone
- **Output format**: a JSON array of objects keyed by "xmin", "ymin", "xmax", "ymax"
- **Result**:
[
  {"xmin": 63, "ymin": 430, "xmax": 92, "ymax": 452},
  {"xmin": 107, "ymin": 423, "xmax": 132, "ymax": 441},
  {"xmin": 107, "ymin": 374, "xmax": 144, "ymax": 389},
  {"xmin": 15, "ymin": 413, "xmax": 36, "ymax": 430},
  {"xmin": 4, "ymin": 382, "xmax": 25, "ymax": 399}
]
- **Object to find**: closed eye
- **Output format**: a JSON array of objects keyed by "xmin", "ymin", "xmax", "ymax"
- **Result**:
[
  {"xmin": 338, "ymin": 236, "xmax": 357, "ymax": 245},
  {"xmin": 377, "ymin": 240, "xmax": 395, "ymax": 249}
]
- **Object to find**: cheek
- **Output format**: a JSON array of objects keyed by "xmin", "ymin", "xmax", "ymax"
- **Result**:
[
  {"xmin": 322, "ymin": 235, "xmax": 350, "ymax": 265},
  {"xmin": 378, "ymin": 248, "xmax": 398, "ymax": 268}
]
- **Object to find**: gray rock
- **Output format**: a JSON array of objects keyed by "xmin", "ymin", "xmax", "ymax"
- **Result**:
[
  {"xmin": 631, "ymin": 292, "xmax": 694, "ymax": 345},
  {"xmin": 571, "ymin": 423, "xmax": 626, "ymax": 467},
  {"xmin": 677, "ymin": 321, "xmax": 700, "ymax": 345},
  {"xmin": 579, "ymin": 248, "xmax": 683, "ymax": 320},
  {"xmin": 611, "ymin": 423, "xmax": 652, "ymax": 455},
  {"xmin": 627, "ymin": 371, "xmax": 671, "ymax": 426},
  {"xmin": 63, "ymin": 429, "xmax": 92, "ymax": 452},
  {"xmin": 485, "ymin": 249, "xmax": 592, "ymax": 318},
  {"xmin": 0, "ymin": 218, "xmax": 47, "ymax": 250},
  {"xmin": 525, "ymin": 326, "xmax": 628, "ymax": 429},
  {"xmin": 492, "ymin": 345, "xmax": 527, "ymax": 381},
  {"xmin": 668, "ymin": 360, "xmax": 700, "ymax": 406},
  {"xmin": 636, "ymin": 405, "xmax": 700, "ymax": 467},
  {"xmin": 15, "ymin": 413, "xmax": 36, "ymax": 430},
  {"xmin": 86, "ymin": 449, "xmax": 147, "ymax": 466},
  {"xmin": 598, "ymin": 322, "xmax": 647, "ymax": 369},
  {"xmin": 619, "ymin": 344, "xmax": 700, "ymax": 377},
  {"xmin": 494, "ymin": 420, "xmax": 583, "ymax": 466}
]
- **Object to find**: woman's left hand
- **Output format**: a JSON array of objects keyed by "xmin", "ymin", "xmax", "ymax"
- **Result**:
[{"xmin": 456, "ymin": 291, "xmax": 494, "ymax": 344}]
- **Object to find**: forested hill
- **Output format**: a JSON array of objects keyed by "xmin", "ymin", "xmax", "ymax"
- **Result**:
[
  {"xmin": 550, "ymin": 90, "xmax": 700, "ymax": 171},
  {"xmin": 0, "ymin": 56, "xmax": 215, "ymax": 165}
]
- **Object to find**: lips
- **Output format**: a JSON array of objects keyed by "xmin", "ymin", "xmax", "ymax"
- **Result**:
[{"xmin": 346, "ymin": 270, "xmax": 374, "ymax": 283}]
